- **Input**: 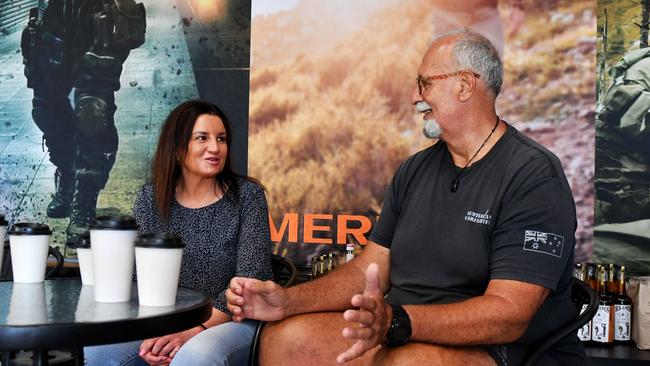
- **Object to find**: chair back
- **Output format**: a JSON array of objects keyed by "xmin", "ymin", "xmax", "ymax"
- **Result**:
[
  {"xmin": 522, "ymin": 278, "xmax": 598, "ymax": 366},
  {"xmin": 271, "ymin": 254, "xmax": 297, "ymax": 288}
]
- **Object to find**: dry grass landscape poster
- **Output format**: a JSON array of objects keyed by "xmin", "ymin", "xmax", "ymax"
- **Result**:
[{"xmin": 249, "ymin": 0, "xmax": 595, "ymax": 267}]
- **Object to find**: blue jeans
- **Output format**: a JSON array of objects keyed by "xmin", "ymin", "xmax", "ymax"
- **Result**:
[{"xmin": 85, "ymin": 320, "xmax": 257, "ymax": 366}]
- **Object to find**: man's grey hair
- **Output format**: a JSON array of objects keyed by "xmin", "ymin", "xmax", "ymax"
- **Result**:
[{"xmin": 431, "ymin": 28, "xmax": 503, "ymax": 97}]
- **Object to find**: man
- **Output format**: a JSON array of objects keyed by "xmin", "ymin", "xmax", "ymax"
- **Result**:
[
  {"xmin": 21, "ymin": 0, "xmax": 145, "ymax": 244},
  {"xmin": 227, "ymin": 29, "xmax": 582, "ymax": 365}
]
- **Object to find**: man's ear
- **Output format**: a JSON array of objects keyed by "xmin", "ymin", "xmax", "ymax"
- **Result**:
[{"xmin": 457, "ymin": 71, "xmax": 476, "ymax": 102}]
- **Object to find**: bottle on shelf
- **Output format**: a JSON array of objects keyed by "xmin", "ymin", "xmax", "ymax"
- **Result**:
[
  {"xmin": 345, "ymin": 244, "xmax": 355, "ymax": 262},
  {"xmin": 592, "ymin": 265, "xmax": 615, "ymax": 345},
  {"xmin": 586, "ymin": 263, "xmax": 598, "ymax": 291},
  {"xmin": 574, "ymin": 263, "xmax": 584, "ymax": 280},
  {"xmin": 326, "ymin": 253, "xmax": 334, "ymax": 272},
  {"xmin": 614, "ymin": 265, "xmax": 632, "ymax": 344},
  {"xmin": 575, "ymin": 263, "xmax": 591, "ymax": 343}
]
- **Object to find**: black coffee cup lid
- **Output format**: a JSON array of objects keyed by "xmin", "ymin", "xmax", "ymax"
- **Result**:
[
  {"xmin": 8, "ymin": 222, "xmax": 52, "ymax": 235},
  {"xmin": 90, "ymin": 215, "xmax": 139, "ymax": 230},
  {"xmin": 68, "ymin": 232, "xmax": 91, "ymax": 249},
  {"xmin": 0, "ymin": 214, "xmax": 7, "ymax": 226},
  {"xmin": 135, "ymin": 233, "xmax": 184, "ymax": 248}
]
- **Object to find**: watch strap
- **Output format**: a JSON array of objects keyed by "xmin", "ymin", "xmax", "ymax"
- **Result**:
[{"xmin": 383, "ymin": 304, "xmax": 412, "ymax": 347}]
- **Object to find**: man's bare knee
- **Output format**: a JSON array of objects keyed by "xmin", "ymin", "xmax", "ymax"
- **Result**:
[{"xmin": 259, "ymin": 313, "xmax": 346, "ymax": 366}]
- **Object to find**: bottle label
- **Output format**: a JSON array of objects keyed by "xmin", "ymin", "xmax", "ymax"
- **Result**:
[
  {"xmin": 592, "ymin": 305, "xmax": 612, "ymax": 343},
  {"xmin": 577, "ymin": 304, "xmax": 591, "ymax": 341},
  {"xmin": 614, "ymin": 304, "xmax": 632, "ymax": 341}
]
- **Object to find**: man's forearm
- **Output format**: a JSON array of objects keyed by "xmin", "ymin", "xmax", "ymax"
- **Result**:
[
  {"xmin": 285, "ymin": 257, "xmax": 367, "ymax": 316},
  {"xmin": 405, "ymin": 280, "xmax": 548, "ymax": 345},
  {"xmin": 285, "ymin": 242, "xmax": 390, "ymax": 316}
]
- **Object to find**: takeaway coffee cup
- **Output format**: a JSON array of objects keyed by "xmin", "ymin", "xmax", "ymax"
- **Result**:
[
  {"xmin": 90, "ymin": 216, "xmax": 139, "ymax": 302},
  {"xmin": 135, "ymin": 233, "xmax": 184, "ymax": 306},
  {"xmin": 8, "ymin": 223, "xmax": 52, "ymax": 283},
  {"xmin": 0, "ymin": 214, "xmax": 7, "ymax": 275},
  {"xmin": 74, "ymin": 233, "xmax": 93, "ymax": 285}
]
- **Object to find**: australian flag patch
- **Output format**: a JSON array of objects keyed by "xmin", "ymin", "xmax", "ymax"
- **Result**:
[{"xmin": 523, "ymin": 230, "xmax": 564, "ymax": 258}]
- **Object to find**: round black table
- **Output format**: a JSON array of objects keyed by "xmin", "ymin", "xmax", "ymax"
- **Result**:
[{"xmin": 0, "ymin": 279, "xmax": 212, "ymax": 365}]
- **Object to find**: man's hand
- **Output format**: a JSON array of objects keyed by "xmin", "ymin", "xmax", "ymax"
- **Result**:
[
  {"xmin": 139, "ymin": 327, "xmax": 201, "ymax": 365},
  {"xmin": 336, "ymin": 263, "xmax": 391, "ymax": 364},
  {"xmin": 226, "ymin": 277, "xmax": 289, "ymax": 322}
]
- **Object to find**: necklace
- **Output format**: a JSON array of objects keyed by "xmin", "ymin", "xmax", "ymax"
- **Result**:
[{"xmin": 450, "ymin": 115, "xmax": 500, "ymax": 193}]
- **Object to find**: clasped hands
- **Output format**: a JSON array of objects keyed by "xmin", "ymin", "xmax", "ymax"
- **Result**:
[
  {"xmin": 138, "ymin": 327, "xmax": 202, "ymax": 365},
  {"xmin": 226, "ymin": 262, "xmax": 392, "ymax": 364}
]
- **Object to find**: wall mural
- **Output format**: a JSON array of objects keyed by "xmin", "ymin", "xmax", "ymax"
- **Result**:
[
  {"xmin": 249, "ymin": 0, "xmax": 595, "ymax": 269},
  {"xmin": 0, "ymin": 0, "xmax": 251, "ymax": 253},
  {"xmin": 595, "ymin": 0, "xmax": 650, "ymax": 275},
  {"xmin": 0, "ymin": 0, "xmax": 596, "ymax": 277}
]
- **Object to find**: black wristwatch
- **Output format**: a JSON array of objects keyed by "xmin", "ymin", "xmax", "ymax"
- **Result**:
[{"xmin": 383, "ymin": 304, "xmax": 412, "ymax": 347}]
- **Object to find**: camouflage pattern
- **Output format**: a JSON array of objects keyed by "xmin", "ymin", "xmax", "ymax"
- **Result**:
[
  {"xmin": 21, "ymin": 0, "xmax": 145, "ymax": 243},
  {"xmin": 596, "ymin": 48, "xmax": 650, "ymax": 224}
]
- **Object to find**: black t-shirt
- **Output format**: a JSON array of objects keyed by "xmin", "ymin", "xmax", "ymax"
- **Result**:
[{"xmin": 370, "ymin": 124, "xmax": 582, "ymax": 357}]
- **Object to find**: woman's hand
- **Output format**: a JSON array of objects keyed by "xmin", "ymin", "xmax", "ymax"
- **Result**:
[{"xmin": 139, "ymin": 327, "xmax": 203, "ymax": 365}]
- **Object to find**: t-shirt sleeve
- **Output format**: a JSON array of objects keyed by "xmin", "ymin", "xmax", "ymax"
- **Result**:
[
  {"xmin": 490, "ymin": 156, "xmax": 576, "ymax": 291},
  {"xmin": 369, "ymin": 166, "xmax": 404, "ymax": 248}
]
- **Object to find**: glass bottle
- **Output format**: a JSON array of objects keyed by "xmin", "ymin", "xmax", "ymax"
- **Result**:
[
  {"xmin": 345, "ymin": 243, "xmax": 355, "ymax": 262},
  {"xmin": 614, "ymin": 265, "xmax": 632, "ymax": 343},
  {"xmin": 592, "ymin": 265, "xmax": 614, "ymax": 345},
  {"xmin": 575, "ymin": 263, "xmax": 591, "ymax": 343}
]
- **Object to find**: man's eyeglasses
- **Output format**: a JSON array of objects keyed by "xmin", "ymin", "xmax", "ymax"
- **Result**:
[{"xmin": 416, "ymin": 70, "xmax": 481, "ymax": 95}]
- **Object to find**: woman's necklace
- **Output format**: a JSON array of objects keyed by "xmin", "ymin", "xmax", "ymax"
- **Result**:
[{"xmin": 450, "ymin": 115, "xmax": 500, "ymax": 193}]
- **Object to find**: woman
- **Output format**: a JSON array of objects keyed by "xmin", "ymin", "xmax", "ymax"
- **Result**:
[{"xmin": 86, "ymin": 100, "xmax": 272, "ymax": 366}]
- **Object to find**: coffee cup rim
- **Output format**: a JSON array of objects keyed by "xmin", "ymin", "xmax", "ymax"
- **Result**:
[
  {"xmin": 135, "ymin": 233, "xmax": 184, "ymax": 248},
  {"xmin": 8, "ymin": 222, "xmax": 52, "ymax": 236},
  {"xmin": 90, "ymin": 215, "xmax": 139, "ymax": 230}
]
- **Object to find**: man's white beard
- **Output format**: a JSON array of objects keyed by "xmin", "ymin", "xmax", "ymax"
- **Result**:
[
  {"xmin": 423, "ymin": 118, "xmax": 441, "ymax": 139},
  {"xmin": 415, "ymin": 101, "xmax": 441, "ymax": 139}
]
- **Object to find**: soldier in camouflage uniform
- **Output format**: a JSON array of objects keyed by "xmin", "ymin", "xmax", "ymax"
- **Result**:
[
  {"xmin": 596, "ymin": 48, "xmax": 650, "ymax": 224},
  {"xmin": 21, "ymin": 0, "xmax": 145, "ymax": 244}
]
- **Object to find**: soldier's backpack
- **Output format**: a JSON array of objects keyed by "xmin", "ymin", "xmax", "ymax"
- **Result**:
[
  {"xmin": 597, "ymin": 48, "xmax": 650, "ymax": 138},
  {"xmin": 95, "ymin": 0, "xmax": 146, "ymax": 51}
]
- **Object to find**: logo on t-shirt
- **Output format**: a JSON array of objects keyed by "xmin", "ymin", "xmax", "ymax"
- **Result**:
[
  {"xmin": 523, "ymin": 230, "xmax": 564, "ymax": 258},
  {"xmin": 464, "ymin": 210, "xmax": 492, "ymax": 225}
]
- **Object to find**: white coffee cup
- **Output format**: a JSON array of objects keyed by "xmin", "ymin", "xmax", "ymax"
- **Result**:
[
  {"xmin": 90, "ymin": 216, "xmax": 139, "ymax": 302},
  {"xmin": 135, "ymin": 233, "xmax": 184, "ymax": 306},
  {"xmin": 75, "ymin": 233, "xmax": 93, "ymax": 285},
  {"xmin": 8, "ymin": 223, "xmax": 52, "ymax": 283}
]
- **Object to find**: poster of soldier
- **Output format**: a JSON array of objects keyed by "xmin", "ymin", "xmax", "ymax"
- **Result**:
[
  {"xmin": 0, "ymin": 0, "xmax": 595, "ymax": 272},
  {"xmin": 596, "ymin": 0, "xmax": 650, "ymax": 274},
  {"xmin": 0, "ymin": 0, "xmax": 251, "ymax": 252}
]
